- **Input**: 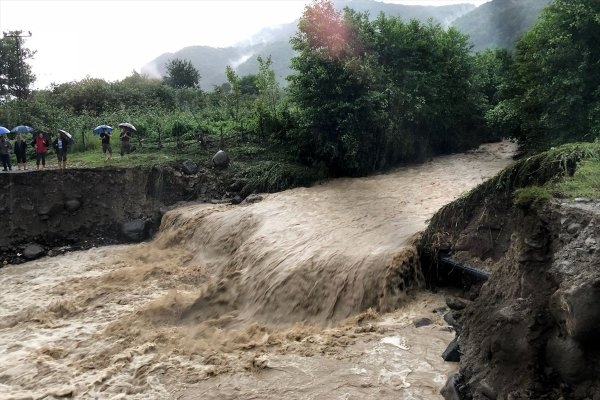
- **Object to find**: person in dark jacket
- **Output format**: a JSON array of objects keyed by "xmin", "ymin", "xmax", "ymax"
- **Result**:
[
  {"xmin": 14, "ymin": 134, "xmax": 28, "ymax": 170},
  {"xmin": 31, "ymin": 131, "xmax": 50, "ymax": 170},
  {"xmin": 119, "ymin": 126, "xmax": 131, "ymax": 157},
  {"xmin": 99, "ymin": 128, "xmax": 112, "ymax": 160},
  {"xmin": 0, "ymin": 135, "xmax": 12, "ymax": 171},
  {"xmin": 52, "ymin": 131, "xmax": 69, "ymax": 170}
]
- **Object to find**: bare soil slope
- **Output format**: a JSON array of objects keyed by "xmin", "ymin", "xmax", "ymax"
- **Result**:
[{"xmin": 420, "ymin": 149, "xmax": 600, "ymax": 399}]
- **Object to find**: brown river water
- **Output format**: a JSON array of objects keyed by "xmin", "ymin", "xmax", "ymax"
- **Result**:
[{"xmin": 0, "ymin": 141, "xmax": 516, "ymax": 400}]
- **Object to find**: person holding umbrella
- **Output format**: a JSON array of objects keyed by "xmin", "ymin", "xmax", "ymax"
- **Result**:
[
  {"xmin": 0, "ymin": 134, "xmax": 12, "ymax": 171},
  {"xmin": 99, "ymin": 127, "xmax": 112, "ymax": 160},
  {"xmin": 119, "ymin": 125, "xmax": 133, "ymax": 157},
  {"xmin": 14, "ymin": 134, "xmax": 28, "ymax": 170},
  {"xmin": 31, "ymin": 131, "xmax": 50, "ymax": 170},
  {"xmin": 53, "ymin": 130, "xmax": 70, "ymax": 170}
]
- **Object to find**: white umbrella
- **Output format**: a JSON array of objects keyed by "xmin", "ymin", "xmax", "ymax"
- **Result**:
[
  {"xmin": 58, "ymin": 129, "xmax": 72, "ymax": 139},
  {"xmin": 118, "ymin": 122, "xmax": 136, "ymax": 132}
]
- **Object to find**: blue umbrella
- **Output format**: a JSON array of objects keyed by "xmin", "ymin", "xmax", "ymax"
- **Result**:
[
  {"xmin": 93, "ymin": 125, "xmax": 112, "ymax": 135},
  {"xmin": 11, "ymin": 125, "xmax": 34, "ymax": 134},
  {"xmin": 0, "ymin": 126, "xmax": 9, "ymax": 135}
]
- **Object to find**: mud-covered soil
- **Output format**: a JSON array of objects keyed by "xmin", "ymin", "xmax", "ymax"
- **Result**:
[
  {"xmin": 0, "ymin": 164, "xmax": 246, "ymax": 265},
  {"xmin": 420, "ymin": 174, "xmax": 600, "ymax": 399}
]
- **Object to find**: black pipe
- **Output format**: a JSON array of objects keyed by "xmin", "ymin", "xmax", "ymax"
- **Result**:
[{"xmin": 439, "ymin": 256, "xmax": 490, "ymax": 283}]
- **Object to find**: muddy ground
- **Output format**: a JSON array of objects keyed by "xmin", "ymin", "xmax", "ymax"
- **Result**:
[
  {"xmin": 0, "ymin": 164, "xmax": 242, "ymax": 264},
  {"xmin": 420, "ymin": 165, "xmax": 600, "ymax": 399}
]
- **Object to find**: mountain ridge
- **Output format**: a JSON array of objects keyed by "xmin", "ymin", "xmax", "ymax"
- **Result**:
[{"xmin": 141, "ymin": 0, "xmax": 549, "ymax": 90}]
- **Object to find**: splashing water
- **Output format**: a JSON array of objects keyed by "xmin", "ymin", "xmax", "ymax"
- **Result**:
[{"xmin": 0, "ymin": 141, "xmax": 516, "ymax": 399}]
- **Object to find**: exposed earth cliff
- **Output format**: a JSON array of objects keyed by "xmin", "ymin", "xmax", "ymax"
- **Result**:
[
  {"xmin": 419, "ymin": 146, "xmax": 600, "ymax": 399},
  {"xmin": 0, "ymin": 165, "xmax": 247, "ymax": 264}
]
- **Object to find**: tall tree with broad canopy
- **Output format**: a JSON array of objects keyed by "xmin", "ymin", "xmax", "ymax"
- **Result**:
[
  {"xmin": 495, "ymin": 0, "xmax": 600, "ymax": 152},
  {"xmin": 163, "ymin": 58, "xmax": 200, "ymax": 89},
  {"xmin": 0, "ymin": 31, "xmax": 36, "ymax": 102},
  {"xmin": 287, "ymin": 0, "xmax": 482, "ymax": 176},
  {"xmin": 288, "ymin": 0, "xmax": 387, "ymax": 175}
]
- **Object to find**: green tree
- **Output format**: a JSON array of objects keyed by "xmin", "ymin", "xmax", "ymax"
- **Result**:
[
  {"xmin": 239, "ymin": 74, "xmax": 258, "ymax": 95},
  {"xmin": 163, "ymin": 58, "xmax": 200, "ymax": 89},
  {"xmin": 0, "ymin": 31, "xmax": 36, "ymax": 101},
  {"xmin": 288, "ymin": 1, "xmax": 376, "ymax": 174},
  {"xmin": 225, "ymin": 65, "xmax": 241, "ymax": 132},
  {"xmin": 500, "ymin": 0, "xmax": 600, "ymax": 152},
  {"xmin": 255, "ymin": 55, "xmax": 281, "ymax": 140},
  {"xmin": 51, "ymin": 78, "xmax": 113, "ymax": 114},
  {"xmin": 288, "ymin": 0, "xmax": 483, "ymax": 175}
]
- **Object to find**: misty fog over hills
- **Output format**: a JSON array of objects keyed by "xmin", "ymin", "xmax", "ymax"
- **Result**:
[{"xmin": 141, "ymin": 0, "xmax": 551, "ymax": 90}]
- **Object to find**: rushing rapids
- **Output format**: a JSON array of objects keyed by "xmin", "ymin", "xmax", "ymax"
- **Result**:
[{"xmin": 0, "ymin": 141, "xmax": 516, "ymax": 399}]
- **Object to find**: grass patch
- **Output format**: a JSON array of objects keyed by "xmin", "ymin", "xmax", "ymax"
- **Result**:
[
  {"xmin": 552, "ymin": 158, "xmax": 600, "ymax": 199},
  {"xmin": 62, "ymin": 136, "xmax": 327, "ymax": 196},
  {"xmin": 60, "ymin": 137, "xmax": 287, "ymax": 170},
  {"xmin": 238, "ymin": 160, "xmax": 326, "ymax": 194},
  {"xmin": 514, "ymin": 186, "xmax": 553, "ymax": 207}
]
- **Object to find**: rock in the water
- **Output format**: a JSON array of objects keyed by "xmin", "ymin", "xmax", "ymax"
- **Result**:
[
  {"xmin": 446, "ymin": 296, "xmax": 467, "ymax": 310},
  {"xmin": 444, "ymin": 311, "xmax": 462, "ymax": 331},
  {"xmin": 243, "ymin": 194, "xmax": 263, "ymax": 203},
  {"xmin": 231, "ymin": 195, "xmax": 243, "ymax": 205},
  {"xmin": 121, "ymin": 219, "xmax": 148, "ymax": 242},
  {"xmin": 440, "ymin": 372, "xmax": 461, "ymax": 400},
  {"xmin": 414, "ymin": 317, "xmax": 433, "ymax": 328},
  {"xmin": 442, "ymin": 338, "xmax": 461, "ymax": 362},
  {"xmin": 23, "ymin": 243, "xmax": 45, "ymax": 260}
]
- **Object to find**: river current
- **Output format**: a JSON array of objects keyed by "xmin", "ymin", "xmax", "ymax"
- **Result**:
[{"xmin": 0, "ymin": 141, "xmax": 516, "ymax": 399}]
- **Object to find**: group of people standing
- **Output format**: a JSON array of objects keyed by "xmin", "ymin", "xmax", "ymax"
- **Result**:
[
  {"xmin": 98, "ymin": 126, "xmax": 132, "ymax": 161},
  {"xmin": 0, "ymin": 124, "xmax": 134, "ymax": 172},
  {"xmin": 0, "ymin": 131, "xmax": 70, "ymax": 172}
]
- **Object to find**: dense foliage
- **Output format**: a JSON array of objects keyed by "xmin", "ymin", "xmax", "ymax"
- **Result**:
[
  {"xmin": 0, "ymin": 31, "xmax": 36, "ymax": 101},
  {"xmin": 4, "ymin": 0, "xmax": 596, "ymax": 180},
  {"xmin": 489, "ymin": 0, "xmax": 600, "ymax": 153},
  {"xmin": 287, "ymin": 0, "xmax": 488, "ymax": 175}
]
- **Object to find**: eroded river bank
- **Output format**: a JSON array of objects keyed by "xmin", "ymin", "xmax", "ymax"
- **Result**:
[{"xmin": 0, "ymin": 141, "xmax": 517, "ymax": 399}]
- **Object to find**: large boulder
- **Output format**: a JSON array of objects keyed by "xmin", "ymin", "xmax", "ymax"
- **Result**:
[
  {"xmin": 23, "ymin": 243, "xmax": 46, "ymax": 260},
  {"xmin": 211, "ymin": 150, "xmax": 230, "ymax": 169},
  {"xmin": 181, "ymin": 160, "xmax": 199, "ymax": 175},
  {"xmin": 121, "ymin": 219, "xmax": 148, "ymax": 242}
]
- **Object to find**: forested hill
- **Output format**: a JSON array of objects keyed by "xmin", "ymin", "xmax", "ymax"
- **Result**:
[
  {"xmin": 453, "ymin": 0, "xmax": 552, "ymax": 51},
  {"xmin": 141, "ymin": 0, "xmax": 549, "ymax": 90}
]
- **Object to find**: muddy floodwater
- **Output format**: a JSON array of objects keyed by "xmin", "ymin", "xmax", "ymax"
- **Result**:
[{"xmin": 0, "ymin": 142, "xmax": 516, "ymax": 400}]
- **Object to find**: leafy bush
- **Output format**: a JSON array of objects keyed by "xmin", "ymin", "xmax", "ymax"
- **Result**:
[{"xmin": 239, "ymin": 161, "xmax": 325, "ymax": 194}]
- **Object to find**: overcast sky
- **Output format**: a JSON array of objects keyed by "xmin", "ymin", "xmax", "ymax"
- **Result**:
[{"xmin": 0, "ymin": 0, "xmax": 490, "ymax": 89}]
